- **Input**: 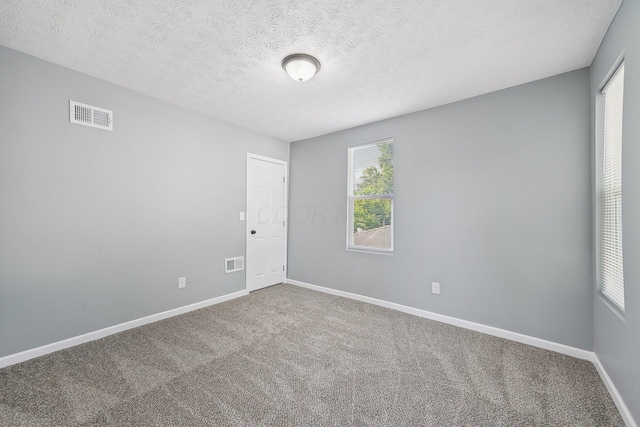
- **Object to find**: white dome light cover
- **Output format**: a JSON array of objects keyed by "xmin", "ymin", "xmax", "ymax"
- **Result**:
[{"xmin": 282, "ymin": 54, "xmax": 321, "ymax": 82}]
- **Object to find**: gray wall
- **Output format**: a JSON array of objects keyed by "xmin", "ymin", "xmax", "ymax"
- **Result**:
[
  {"xmin": 0, "ymin": 46, "xmax": 289, "ymax": 358},
  {"xmin": 591, "ymin": 0, "xmax": 640, "ymax": 420},
  {"xmin": 288, "ymin": 69, "xmax": 593, "ymax": 350}
]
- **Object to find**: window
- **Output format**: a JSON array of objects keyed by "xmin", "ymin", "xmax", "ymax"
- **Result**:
[
  {"xmin": 347, "ymin": 138, "xmax": 394, "ymax": 253},
  {"xmin": 599, "ymin": 61, "xmax": 625, "ymax": 312}
]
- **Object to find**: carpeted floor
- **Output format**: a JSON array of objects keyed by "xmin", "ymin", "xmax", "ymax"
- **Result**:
[{"xmin": 0, "ymin": 284, "xmax": 624, "ymax": 426}]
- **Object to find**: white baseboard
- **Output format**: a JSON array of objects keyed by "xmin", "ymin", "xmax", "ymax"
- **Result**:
[
  {"xmin": 286, "ymin": 278, "xmax": 637, "ymax": 427},
  {"xmin": 286, "ymin": 278, "xmax": 592, "ymax": 359},
  {"xmin": 593, "ymin": 354, "xmax": 637, "ymax": 427},
  {"xmin": 0, "ymin": 289, "xmax": 248, "ymax": 369},
  {"xmin": 2, "ymin": 281, "xmax": 635, "ymax": 427}
]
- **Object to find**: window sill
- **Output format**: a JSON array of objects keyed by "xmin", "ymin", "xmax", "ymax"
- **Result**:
[
  {"xmin": 598, "ymin": 293, "xmax": 626, "ymax": 322},
  {"xmin": 347, "ymin": 247, "xmax": 394, "ymax": 256}
]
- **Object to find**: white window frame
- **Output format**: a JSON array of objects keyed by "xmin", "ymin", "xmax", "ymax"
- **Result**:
[
  {"xmin": 596, "ymin": 59, "xmax": 625, "ymax": 313},
  {"xmin": 347, "ymin": 138, "xmax": 394, "ymax": 255}
]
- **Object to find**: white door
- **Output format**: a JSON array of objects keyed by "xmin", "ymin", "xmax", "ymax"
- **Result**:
[{"xmin": 246, "ymin": 154, "xmax": 287, "ymax": 292}]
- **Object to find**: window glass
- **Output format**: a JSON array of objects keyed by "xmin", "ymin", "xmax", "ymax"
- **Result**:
[{"xmin": 348, "ymin": 139, "xmax": 394, "ymax": 253}]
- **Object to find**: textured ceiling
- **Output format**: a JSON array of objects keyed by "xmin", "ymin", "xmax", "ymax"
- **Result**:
[{"xmin": 0, "ymin": 0, "xmax": 622, "ymax": 142}]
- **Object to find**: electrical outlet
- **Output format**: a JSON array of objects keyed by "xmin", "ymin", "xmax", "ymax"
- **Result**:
[
  {"xmin": 178, "ymin": 277, "xmax": 186, "ymax": 289},
  {"xmin": 432, "ymin": 282, "xmax": 440, "ymax": 295}
]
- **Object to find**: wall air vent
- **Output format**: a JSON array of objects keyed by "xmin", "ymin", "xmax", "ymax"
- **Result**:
[
  {"xmin": 69, "ymin": 100, "xmax": 113, "ymax": 131},
  {"xmin": 225, "ymin": 256, "xmax": 244, "ymax": 273}
]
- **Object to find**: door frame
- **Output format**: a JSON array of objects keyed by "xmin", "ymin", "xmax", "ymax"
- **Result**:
[{"xmin": 245, "ymin": 153, "xmax": 288, "ymax": 292}]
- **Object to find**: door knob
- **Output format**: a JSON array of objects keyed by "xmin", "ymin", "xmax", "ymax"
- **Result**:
[{"xmin": 251, "ymin": 230, "xmax": 257, "ymax": 235}]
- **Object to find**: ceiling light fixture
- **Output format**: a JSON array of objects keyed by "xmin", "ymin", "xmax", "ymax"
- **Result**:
[{"xmin": 282, "ymin": 54, "xmax": 321, "ymax": 82}]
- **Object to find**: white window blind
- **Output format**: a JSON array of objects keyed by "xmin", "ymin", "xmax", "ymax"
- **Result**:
[{"xmin": 600, "ymin": 62, "xmax": 625, "ymax": 311}]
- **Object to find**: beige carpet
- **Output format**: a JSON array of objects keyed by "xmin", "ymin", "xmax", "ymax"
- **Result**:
[{"xmin": 0, "ymin": 284, "xmax": 624, "ymax": 426}]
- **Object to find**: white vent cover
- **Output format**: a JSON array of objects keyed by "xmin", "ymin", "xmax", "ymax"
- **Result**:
[
  {"xmin": 225, "ymin": 256, "xmax": 244, "ymax": 273},
  {"xmin": 69, "ymin": 100, "xmax": 113, "ymax": 131}
]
